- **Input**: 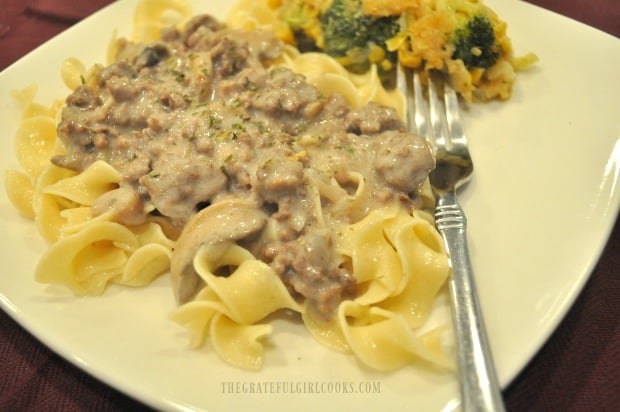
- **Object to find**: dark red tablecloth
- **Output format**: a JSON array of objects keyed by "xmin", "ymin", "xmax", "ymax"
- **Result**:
[{"xmin": 1, "ymin": 1, "xmax": 618, "ymax": 411}]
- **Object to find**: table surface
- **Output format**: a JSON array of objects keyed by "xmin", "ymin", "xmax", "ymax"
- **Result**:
[{"xmin": 0, "ymin": 1, "xmax": 618, "ymax": 411}]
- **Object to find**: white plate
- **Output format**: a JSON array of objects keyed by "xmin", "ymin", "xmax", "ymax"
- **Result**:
[{"xmin": 1, "ymin": 1, "xmax": 618, "ymax": 411}]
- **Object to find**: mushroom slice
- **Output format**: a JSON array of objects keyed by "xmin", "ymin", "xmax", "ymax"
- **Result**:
[{"xmin": 170, "ymin": 198, "xmax": 268, "ymax": 304}]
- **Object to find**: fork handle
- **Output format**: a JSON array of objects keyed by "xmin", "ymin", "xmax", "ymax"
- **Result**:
[{"xmin": 435, "ymin": 192, "xmax": 506, "ymax": 412}]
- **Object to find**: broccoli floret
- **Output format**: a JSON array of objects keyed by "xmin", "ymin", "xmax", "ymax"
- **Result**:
[
  {"xmin": 451, "ymin": 15, "xmax": 500, "ymax": 69},
  {"xmin": 318, "ymin": 0, "xmax": 400, "ymax": 75},
  {"xmin": 319, "ymin": 0, "xmax": 368, "ymax": 56},
  {"xmin": 281, "ymin": 0, "xmax": 322, "ymax": 51}
]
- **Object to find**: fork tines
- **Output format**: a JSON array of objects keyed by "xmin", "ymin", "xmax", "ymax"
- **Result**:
[
  {"xmin": 397, "ymin": 66, "xmax": 473, "ymax": 190},
  {"xmin": 398, "ymin": 66, "xmax": 462, "ymax": 145}
]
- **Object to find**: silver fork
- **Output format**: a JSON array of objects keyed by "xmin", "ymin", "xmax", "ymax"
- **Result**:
[{"xmin": 398, "ymin": 66, "xmax": 506, "ymax": 412}]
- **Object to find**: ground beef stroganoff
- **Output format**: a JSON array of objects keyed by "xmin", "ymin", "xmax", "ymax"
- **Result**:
[{"xmin": 51, "ymin": 14, "xmax": 435, "ymax": 320}]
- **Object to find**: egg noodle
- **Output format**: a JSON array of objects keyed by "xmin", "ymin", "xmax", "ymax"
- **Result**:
[{"xmin": 4, "ymin": 0, "xmax": 453, "ymax": 371}]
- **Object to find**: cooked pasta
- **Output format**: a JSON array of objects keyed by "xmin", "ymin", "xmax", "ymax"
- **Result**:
[{"xmin": 4, "ymin": 0, "xmax": 454, "ymax": 372}]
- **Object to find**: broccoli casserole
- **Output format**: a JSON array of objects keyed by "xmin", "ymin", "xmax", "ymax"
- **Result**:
[{"xmin": 231, "ymin": 0, "xmax": 537, "ymax": 101}]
